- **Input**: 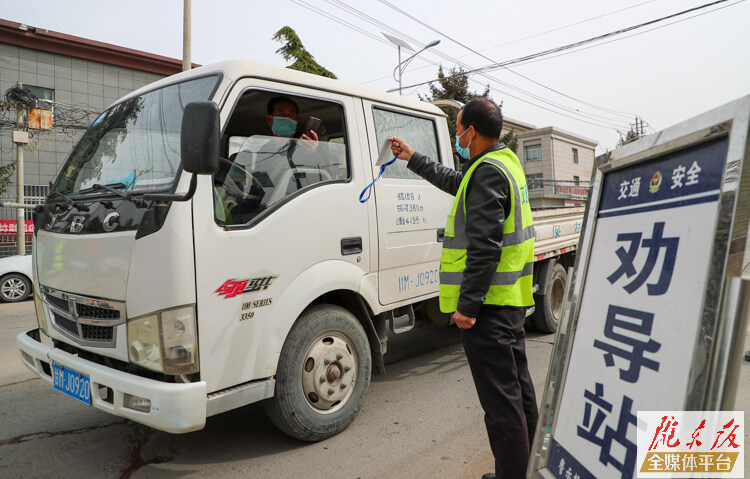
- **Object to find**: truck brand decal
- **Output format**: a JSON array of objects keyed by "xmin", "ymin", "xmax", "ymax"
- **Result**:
[
  {"xmin": 215, "ymin": 276, "xmax": 279, "ymax": 299},
  {"xmin": 37, "ymin": 200, "xmax": 149, "ymax": 235}
]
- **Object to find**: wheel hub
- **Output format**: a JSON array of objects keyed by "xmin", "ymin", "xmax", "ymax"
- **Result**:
[
  {"xmin": 2, "ymin": 279, "xmax": 25, "ymax": 300},
  {"xmin": 301, "ymin": 335, "xmax": 357, "ymax": 413}
]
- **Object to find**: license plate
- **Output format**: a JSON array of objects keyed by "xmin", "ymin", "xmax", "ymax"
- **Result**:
[{"xmin": 53, "ymin": 363, "xmax": 91, "ymax": 405}]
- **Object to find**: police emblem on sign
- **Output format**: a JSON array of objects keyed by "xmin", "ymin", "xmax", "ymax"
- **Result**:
[{"xmin": 649, "ymin": 171, "xmax": 662, "ymax": 193}]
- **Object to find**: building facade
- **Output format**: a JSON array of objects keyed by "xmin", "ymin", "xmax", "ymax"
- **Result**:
[
  {"xmin": 0, "ymin": 18, "xmax": 186, "ymax": 255},
  {"xmin": 517, "ymin": 126, "xmax": 597, "ymax": 208}
]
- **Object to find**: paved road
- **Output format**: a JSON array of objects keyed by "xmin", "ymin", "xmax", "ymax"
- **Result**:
[
  {"xmin": 2, "ymin": 300, "xmax": 748, "ymax": 478},
  {"xmin": 0, "ymin": 300, "xmax": 556, "ymax": 479}
]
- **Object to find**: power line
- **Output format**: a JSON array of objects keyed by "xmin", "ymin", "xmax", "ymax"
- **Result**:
[
  {"xmin": 340, "ymin": 1, "xmax": 632, "ymax": 128},
  {"xmin": 287, "ymin": 0, "xmax": 395, "ymax": 49},
  {"xmin": 470, "ymin": 78, "xmax": 628, "ymax": 131},
  {"xmin": 360, "ymin": 0, "xmax": 656, "ymax": 88},
  {"xmin": 502, "ymin": 0, "xmax": 745, "ymax": 69},
  {"xmin": 377, "ymin": 0, "xmax": 637, "ymax": 119},
  {"xmin": 311, "ymin": 0, "xmax": 631, "ymax": 129},
  {"xmin": 482, "ymin": 0, "xmax": 657, "ymax": 53},
  {"xmin": 394, "ymin": 0, "xmax": 739, "ymax": 92}
]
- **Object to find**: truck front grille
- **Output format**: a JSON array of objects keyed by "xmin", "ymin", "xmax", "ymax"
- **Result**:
[
  {"xmin": 77, "ymin": 304, "xmax": 120, "ymax": 320},
  {"xmin": 41, "ymin": 286, "xmax": 125, "ymax": 349},
  {"xmin": 50, "ymin": 312, "xmax": 114, "ymax": 342},
  {"xmin": 81, "ymin": 324, "xmax": 114, "ymax": 342},
  {"xmin": 46, "ymin": 294, "xmax": 69, "ymax": 311},
  {"xmin": 53, "ymin": 312, "xmax": 79, "ymax": 336}
]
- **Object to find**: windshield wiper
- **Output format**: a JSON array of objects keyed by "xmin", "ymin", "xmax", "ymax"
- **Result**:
[
  {"xmin": 79, "ymin": 183, "xmax": 144, "ymax": 207},
  {"xmin": 47, "ymin": 190, "xmax": 89, "ymax": 212}
]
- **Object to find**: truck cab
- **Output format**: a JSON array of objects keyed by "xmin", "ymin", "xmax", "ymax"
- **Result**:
[{"xmin": 18, "ymin": 60, "xmax": 455, "ymax": 440}]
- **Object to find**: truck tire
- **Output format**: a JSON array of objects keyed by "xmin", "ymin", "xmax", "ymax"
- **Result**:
[
  {"xmin": 424, "ymin": 297, "xmax": 452, "ymax": 327},
  {"xmin": 524, "ymin": 312, "xmax": 535, "ymax": 331},
  {"xmin": 532, "ymin": 263, "xmax": 567, "ymax": 333},
  {"xmin": 264, "ymin": 304, "xmax": 372, "ymax": 442}
]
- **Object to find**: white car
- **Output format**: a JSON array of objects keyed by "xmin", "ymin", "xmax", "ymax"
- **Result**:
[{"xmin": 0, "ymin": 255, "xmax": 33, "ymax": 303}]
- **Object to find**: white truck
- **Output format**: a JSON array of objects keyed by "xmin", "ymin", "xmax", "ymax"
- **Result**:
[{"xmin": 17, "ymin": 60, "xmax": 582, "ymax": 441}]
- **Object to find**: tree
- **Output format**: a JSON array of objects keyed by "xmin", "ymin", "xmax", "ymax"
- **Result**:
[
  {"xmin": 618, "ymin": 127, "xmax": 639, "ymax": 146},
  {"xmin": 0, "ymin": 161, "xmax": 15, "ymax": 195},
  {"xmin": 419, "ymin": 66, "xmax": 490, "ymax": 153},
  {"xmin": 272, "ymin": 27, "xmax": 337, "ymax": 79},
  {"xmin": 500, "ymin": 129, "xmax": 518, "ymax": 154}
]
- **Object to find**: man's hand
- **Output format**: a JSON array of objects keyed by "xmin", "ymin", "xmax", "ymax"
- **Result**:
[
  {"xmin": 390, "ymin": 136, "xmax": 414, "ymax": 161},
  {"xmin": 452, "ymin": 310, "xmax": 476, "ymax": 329},
  {"xmin": 299, "ymin": 130, "xmax": 319, "ymax": 152},
  {"xmin": 300, "ymin": 130, "xmax": 318, "ymax": 142}
]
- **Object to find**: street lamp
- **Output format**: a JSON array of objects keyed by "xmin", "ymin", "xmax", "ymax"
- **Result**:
[{"xmin": 383, "ymin": 34, "xmax": 441, "ymax": 95}]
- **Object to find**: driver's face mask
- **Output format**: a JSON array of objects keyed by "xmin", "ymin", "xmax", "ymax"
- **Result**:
[{"xmin": 272, "ymin": 117, "xmax": 297, "ymax": 137}]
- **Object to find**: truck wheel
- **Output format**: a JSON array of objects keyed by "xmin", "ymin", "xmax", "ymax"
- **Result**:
[
  {"xmin": 424, "ymin": 297, "xmax": 452, "ymax": 327},
  {"xmin": 532, "ymin": 263, "xmax": 567, "ymax": 333},
  {"xmin": 524, "ymin": 313, "xmax": 535, "ymax": 331},
  {"xmin": 264, "ymin": 304, "xmax": 371, "ymax": 442}
]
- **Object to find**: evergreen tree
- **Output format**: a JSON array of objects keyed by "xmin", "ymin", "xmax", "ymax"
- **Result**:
[
  {"xmin": 272, "ymin": 26, "xmax": 337, "ymax": 79},
  {"xmin": 419, "ymin": 66, "xmax": 490, "ymax": 152},
  {"xmin": 0, "ymin": 161, "xmax": 15, "ymax": 195},
  {"xmin": 618, "ymin": 127, "xmax": 639, "ymax": 146},
  {"xmin": 500, "ymin": 128, "xmax": 518, "ymax": 154}
]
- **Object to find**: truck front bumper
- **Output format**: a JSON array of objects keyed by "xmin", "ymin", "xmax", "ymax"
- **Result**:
[{"xmin": 17, "ymin": 329, "xmax": 207, "ymax": 433}]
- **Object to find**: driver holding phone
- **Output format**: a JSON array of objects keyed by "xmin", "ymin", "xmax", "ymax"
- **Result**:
[
  {"xmin": 225, "ymin": 96, "xmax": 323, "ymax": 223},
  {"xmin": 266, "ymin": 96, "xmax": 321, "ymax": 142}
]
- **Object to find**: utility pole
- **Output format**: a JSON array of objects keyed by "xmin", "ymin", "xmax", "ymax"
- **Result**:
[
  {"xmin": 182, "ymin": 0, "xmax": 191, "ymax": 72},
  {"xmin": 14, "ymin": 82, "xmax": 25, "ymax": 255}
]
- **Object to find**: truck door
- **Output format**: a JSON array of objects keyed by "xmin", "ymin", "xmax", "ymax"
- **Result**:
[
  {"xmin": 361, "ymin": 101, "xmax": 454, "ymax": 305},
  {"xmin": 191, "ymin": 80, "xmax": 370, "ymax": 392}
]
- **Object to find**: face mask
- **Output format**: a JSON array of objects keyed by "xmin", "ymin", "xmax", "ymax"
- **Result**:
[
  {"xmin": 271, "ymin": 116, "xmax": 297, "ymax": 137},
  {"xmin": 455, "ymin": 127, "xmax": 473, "ymax": 160}
]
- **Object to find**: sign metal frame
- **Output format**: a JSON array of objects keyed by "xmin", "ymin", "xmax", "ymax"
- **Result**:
[{"xmin": 528, "ymin": 95, "xmax": 750, "ymax": 479}]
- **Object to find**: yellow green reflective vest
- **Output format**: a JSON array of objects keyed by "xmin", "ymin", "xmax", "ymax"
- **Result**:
[{"xmin": 439, "ymin": 148, "xmax": 535, "ymax": 313}]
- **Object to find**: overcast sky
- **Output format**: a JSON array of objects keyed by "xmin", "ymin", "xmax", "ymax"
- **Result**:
[{"xmin": 3, "ymin": 0, "xmax": 749, "ymax": 152}]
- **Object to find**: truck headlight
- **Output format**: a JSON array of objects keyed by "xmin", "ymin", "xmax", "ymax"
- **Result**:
[{"xmin": 127, "ymin": 305, "xmax": 199, "ymax": 375}]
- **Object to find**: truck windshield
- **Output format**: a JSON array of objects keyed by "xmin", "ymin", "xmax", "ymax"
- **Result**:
[{"xmin": 53, "ymin": 75, "xmax": 219, "ymax": 196}]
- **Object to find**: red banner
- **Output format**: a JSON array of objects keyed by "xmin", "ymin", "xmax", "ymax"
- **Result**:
[
  {"xmin": 555, "ymin": 184, "xmax": 590, "ymax": 197},
  {"xmin": 0, "ymin": 220, "xmax": 34, "ymax": 234}
]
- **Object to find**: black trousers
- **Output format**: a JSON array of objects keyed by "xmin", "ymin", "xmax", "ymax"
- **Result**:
[{"xmin": 460, "ymin": 305, "xmax": 539, "ymax": 479}]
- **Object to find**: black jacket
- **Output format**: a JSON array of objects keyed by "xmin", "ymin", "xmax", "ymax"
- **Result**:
[{"xmin": 407, "ymin": 144, "xmax": 512, "ymax": 317}]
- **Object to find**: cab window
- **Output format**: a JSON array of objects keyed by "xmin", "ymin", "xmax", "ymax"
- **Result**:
[
  {"xmin": 216, "ymin": 90, "xmax": 349, "ymax": 226},
  {"xmin": 372, "ymin": 107, "xmax": 440, "ymax": 180}
]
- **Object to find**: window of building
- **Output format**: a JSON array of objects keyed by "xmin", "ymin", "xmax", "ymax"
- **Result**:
[
  {"xmin": 372, "ymin": 107, "xmax": 439, "ymax": 180},
  {"xmin": 217, "ymin": 90, "xmax": 349, "ymax": 226},
  {"xmin": 527, "ymin": 174, "xmax": 544, "ymax": 190},
  {"xmin": 573, "ymin": 175, "xmax": 580, "ymax": 186},
  {"xmin": 25, "ymin": 86, "xmax": 55, "ymax": 107},
  {"xmin": 21, "ymin": 86, "xmax": 54, "ymax": 129},
  {"xmin": 525, "ymin": 144, "xmax": 542, "ymax": 162},
  {"xmin": 572, "ymin": 147, "xmax": 579, "ymax": 164}
]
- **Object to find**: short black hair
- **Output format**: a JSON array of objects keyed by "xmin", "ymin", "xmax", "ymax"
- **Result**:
[
  {"xmin": 267, "ymin": 96, "xmax": 299, "ymax": 115},
  {"xmin": 459, "ymin": 98, "xmax": 503, "ymax": 139}
]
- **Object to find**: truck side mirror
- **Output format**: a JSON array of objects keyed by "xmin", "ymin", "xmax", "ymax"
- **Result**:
[{"xmin": 181, "ymin": 101, "xmax": 220, "ymax": 175}]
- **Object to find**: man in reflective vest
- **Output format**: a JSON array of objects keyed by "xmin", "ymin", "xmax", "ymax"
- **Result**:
[{"xmin": 391, "ymin": 98, "xmax": 537, "ymax": 479}]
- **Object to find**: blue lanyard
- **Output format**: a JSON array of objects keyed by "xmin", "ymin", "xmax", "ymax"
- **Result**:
[{"xmin": 359, "ymin": 156, "xmax": 397, "ymax": 203}]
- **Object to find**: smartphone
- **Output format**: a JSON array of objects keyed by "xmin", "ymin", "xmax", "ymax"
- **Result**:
[{"xmin": 303, "ymin": 116, "xmax": 321, "ymax": 137}]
